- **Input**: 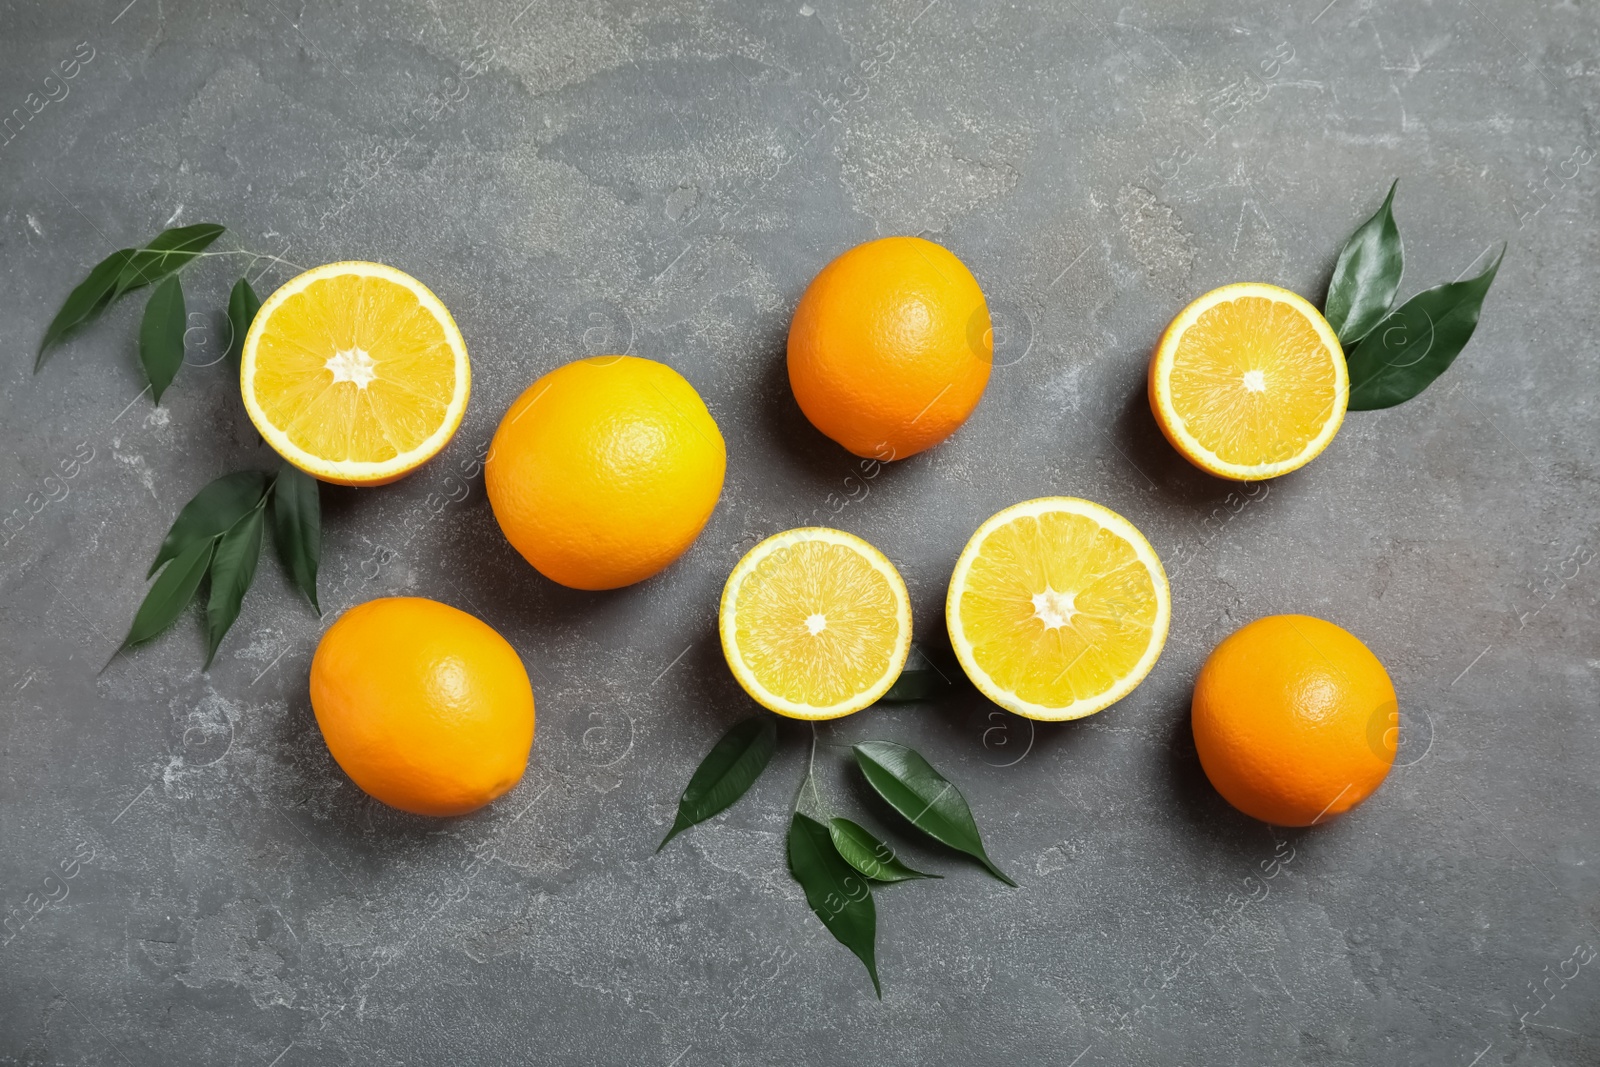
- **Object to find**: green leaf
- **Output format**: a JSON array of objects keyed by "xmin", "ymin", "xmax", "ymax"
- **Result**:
[
  {"xmin": 225, "ymin": 277, "xmax": 262, "ymax": 366},
  {"xmin": 878, "ymin": 668, "xmax": 949, "ymax": 703},
  {"xmin": 122, "ymin": 537, "xmax": 215, "ymax": 649},
  {"xmin": 148, "ymin": 470, "xmax": 271, "ymax": 578},
  {"xmin": 877, "ymin": 645, "xmax": 953, "ymax": 704},
  {"xmin": 658, "ymin": 715, "xmax": 777, "ymax": 850},
  {"xmin": 828, "ymin": 817, "xmax": 938, "ymax": 883},
  {"xmin": 787, "ymin": 811, "xmax": 880, "ymax": 996},
  {"xmin": 852, "ymin": 740, "xmax": 1016, "ymax": 887},
  {"xmin": 138, "ymin": 274, "xmax": 187, "ymax": 403},
  {"xmin": 269, "ymin": 462, "xmax": 321, "ymax": 612},
  {"xmin": 111, "ymin": 223, "xmax": 226, "ymax": 300},
  {"xmin": 1324, "ymin": 180, "xmax": 1403, "ymax": 347},
  {"xmin": 36, "ymin": 248, "xmax": 138, "ymax": 369},
  {"xmin": 204, "ymin": 505, "xmax": 266, "ymax": 668},
  {"xmin": 1346, "ymin": 246, "xmax": 1505, "ymax": 411}
]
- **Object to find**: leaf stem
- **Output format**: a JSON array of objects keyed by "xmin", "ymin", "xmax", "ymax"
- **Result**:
[
  {"xmin": 808, "ymin": 723, "xmax": 822, "ymax": 812},
  {"xmin": 793, "ymin": 721, "xmax": 822, "ymax": 816},
  {"xmin": 194, "ymin": 249, "xmax": 311, "ymax": 273}
]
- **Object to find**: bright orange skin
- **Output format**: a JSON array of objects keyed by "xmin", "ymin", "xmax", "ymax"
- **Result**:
[
  {"xmin": 787, "ymin": 236, "xmax": 992, "ymax": 460},
  {"xmin": 309, "ymin": 597, "xmax": 535, "ymax": 817},
  {"xmin": 485, "ymin": 356, "xmax": 726, "ymax": 590},
  {"xmin": 1191, "ymin": 614, "xmax": 1396, "ymax": 827}
]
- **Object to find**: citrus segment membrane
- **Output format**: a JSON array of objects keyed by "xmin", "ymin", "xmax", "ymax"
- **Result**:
[
  {"xmin": 947, "ymin": 498, "xmax": 1169, "ymax": 721},
  {"xmin": 242, "ymin": 262, "xmax": 470, "ymax": 484},
  {"xmin": 720, "ymin": 528, "xmax": 912, "ymax": 720}
]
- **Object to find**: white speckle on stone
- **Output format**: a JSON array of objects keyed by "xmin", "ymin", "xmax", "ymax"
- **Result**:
[
  {"xmin": 1115, "ymin": 183, "xmax": 1197, "ymax": 285},
  {"xmin": 175, "ymin": 900, "xmax": 296, "ymax": 1009},
  {"xmin": 114, "ymin": 450, "xmax": 158, "ymax": 496}
]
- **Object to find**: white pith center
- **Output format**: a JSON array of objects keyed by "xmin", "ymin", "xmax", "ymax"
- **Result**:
[
  {"xmin": 326, "ymin": 346, "xmax": 377, "ymax": 388},
  {"xmin": 1242, "ymin": 369, "xmax": 1266, "ymax": 393},
  {"xmin": 805, "ymin": 613, "xmax": 827, "ymax": 636},
  {"xmin": 1032, "ymin": 587, "xmax": 1077, "ymax": 630}
]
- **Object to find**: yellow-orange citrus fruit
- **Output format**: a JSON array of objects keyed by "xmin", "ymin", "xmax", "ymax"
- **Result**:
[
  {"xmin": 241, "ymin": 261, "xmax": 471, "ymax": 486},
  {"xmin": 309, "ymin": 597, "xmax": 535, "ymax": 817},
  {"xmin": 788, "ymin": 236, "xmax": 992, "ymax": 460},
  {"xmin": 720, "ymin": 527, "xmax": 911, "ymax": 720},
  {"xmin": 485, "ymin": 355, "xmax": 726, "ymax": 590},
  {"xmin": 946, "ymin": 497, "xmax": 1170, "ymax": 721},
  {"xmin": 1191, "ymin": 614, "xmax": 1396, "ymax": 826},
  {"xmin": 1149, "ymin": 282, "xmax": 1347, "ymax": 481}
]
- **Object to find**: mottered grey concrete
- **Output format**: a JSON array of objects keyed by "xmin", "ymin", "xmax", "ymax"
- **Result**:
[{"xmin": 1, "ymin": 1, "xmax": 1597, "ymax": 1064}]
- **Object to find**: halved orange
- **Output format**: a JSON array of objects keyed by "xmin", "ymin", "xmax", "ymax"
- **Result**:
[
  {"xmin": 719, "ymin": 528, "xmax": 912, "ymax": 720},
  {"xmin": 241, "ymin": 262, "xmax": 471, "ymax": 486},
  {"xmin": 1149, "ymin": 282, "xmax": 1347, "ymax": 481},
  {"xmin": 947, "ymin": 497, "xmax": 1169, "ymax": 721}
]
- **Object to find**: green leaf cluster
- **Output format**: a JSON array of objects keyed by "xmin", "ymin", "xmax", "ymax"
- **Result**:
[
  {"xmin": 1324, "ymin": 182, "xmax": 1504, "ymax": 409},
  {"xmin": 37, "ymin": 223, "xmax": 238, "ymax": 402},
  {"xmin": 660, "ymin": 715, "xmax": 1011, "ymax": 996},
  {"xmin": 39, "ymin": 222, "xmax": 302, "ymax": 668},
  {"xmin": 123, "ymin": 461, "xmax": 321, "ymax": 667},
  {"xmin": 851, "ymin": 740, "xmax": 1014, "ymax": 886}
]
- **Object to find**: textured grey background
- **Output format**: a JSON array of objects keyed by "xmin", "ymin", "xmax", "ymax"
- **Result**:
[{"xmin": 1, "ymin": 0, "xmax": 1597, "ymax": 1063}]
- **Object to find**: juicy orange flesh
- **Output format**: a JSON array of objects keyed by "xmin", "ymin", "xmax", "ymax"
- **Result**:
[
  {"xmin": 1168, "ymin": 296, "xmax": 1338, "ymax": 467},
  {"xmin": 251, "ymin": 274, "xmax": 458, "ymax": 463},
  {"xmin": 959, "ymin": 512, "xmax": 1159, "ymax": 708},
  {"xmin": 733, "ymin": 541, "xmax": 899, "ymax": 707}
]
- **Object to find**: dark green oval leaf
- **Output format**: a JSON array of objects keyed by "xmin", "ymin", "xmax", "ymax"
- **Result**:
[
  {"xmin": 879, "ymin": 669, "xmax": 948, "ymax": 703},
  {"xmin": 123, "ymin": 537, "xmax": 215, "ymax": 649},
  {"xmin": 1325, "ymin": 179, "xmax": 1403, "ymax": 347},
  {"xmin": 270, "ymin": 463, "xmax": 321, "ymax": 612},
  {"xmin": 828, "ymin": 817, "xmax": 938, "ymax": 883},
  {"xmin": 138, "ymin": 274, "xmax": 186, "ymax": 403},
  {"xmin": 788, "ymin": 811, "xmax": 880, "ymax": 997},
  {"xmin": 225, "ymin": 277, "xmax": 262, "ymax": 366},
  {"xmin": 149, "ymin": 470, "xmax": 271, "ymax": 578},
  {"xmin": 852, "ymin": 740, "xmax": 1016, "ymax": 887},
  {"xmin": 1347, "ymin": 246, "xmax": 1504, "ymax": 411},
  {"xmin": 204, "ymin": 505, "xmax": 266, "ymax": 668},
  {"xmin": 878, "ymin": 645, "xmax": 954, "ymax": 704},
  {"xmin": 658, "ymin": 715, "xmax": 777, "ymax": 850},
  {"xmin": 111, "ymin": 223, "xmax": 226, "ymax": 300},
  {"xmin": 36, "ymin": 248, "xmax": 138, "ymax": 369}
]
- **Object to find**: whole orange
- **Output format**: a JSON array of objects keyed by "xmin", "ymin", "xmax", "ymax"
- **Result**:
[
  {"xmin": 787, "ymin": 236, "xmax": 992, "ymax": 460},
  {"xmin": 1191, "ymin": 614, "xmax": 1396, "ymax": 826},
  {"xmin": 309, "ymin": 597, "xmax": 535, "ymax": 816},
  {"xmin": 485, "ymin": 356, "xmax": 726, "ymax": 590}
]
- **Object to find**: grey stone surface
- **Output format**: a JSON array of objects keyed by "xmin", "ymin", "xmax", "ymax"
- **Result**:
[{"xmin": 1, "ymin": 0, "xmax": 1596, "ymax": 1063}]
